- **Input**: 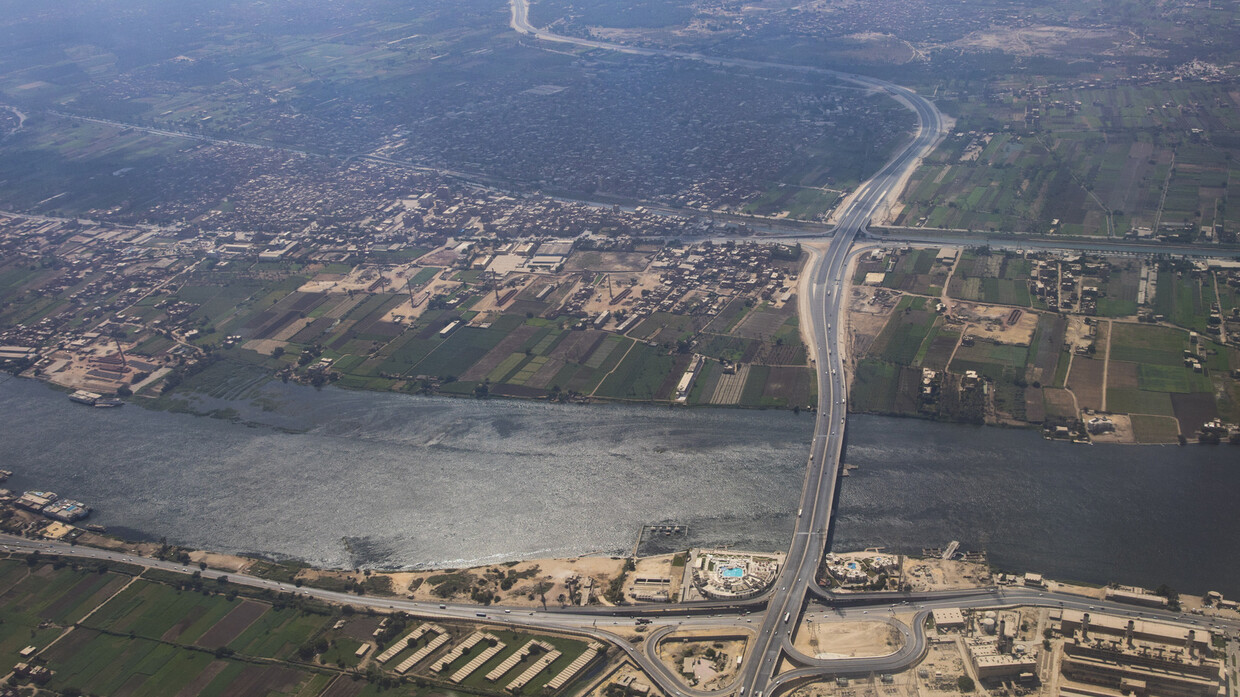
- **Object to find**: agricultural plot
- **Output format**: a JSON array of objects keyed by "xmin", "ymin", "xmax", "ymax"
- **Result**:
[
  {"xmin": 1136, "ymin": 364, "xmax": 1212, "ymax": 394},
  {"xmin": 2, "ymin": 563, "xmax": 338, "ymax": 697},
  {"xmin": 10, "ymin": 231, "xmax": 813, "ymax": 409},
  {"xmin": 43, "ymin": 629, "xmax": 273, "ymax": 697},
  {"xmin": 1107, "ymin": 388, "xmax": 1175, "ymax": 418},
  {"xmin": 1170, "ymin": 393, "xmax": 1219, "ymax": 436},
  {"xmin": 1151, "ymin": 271, "xmax": 1211, "ymax": 333},
  {"xmin": 950, "ymin": 340, "xmax": 1028, "ymax": 374},
  {"xmin": 743, "ymin": 184, "xmax": 840, "ymax": 220},
  {"xmin": 850, "ymin": 359, "xmax": 901, "ymax": 413},
  {"xmin": 1065, "ymin": 355, "xmax": 1105, "ymax": 412},
  {"xmin": 759, "ymin": 366, "xmax": 816, "ymax": 408},
  {"xmin": 695, "ymin": 334, "xmax": 761, "ymax": 363},
  {"xmin": 3, "ymin": 559, "xmax": 606, "ymax": 697},
  {"xmin": 411, "ymin": 325, "xmax": 512, "ymax": 380},
  {"xmin": 920, "ymin": 328, "xmax": 960, "ymax": 371},
  {"xmin": 595, "ymin": 344, "xmax": 684, "ymax": 401},
  {"xmin": 947, "ymin": 252, "xmax": 1032, "ymax": 306},
  {"xmin": 0, "ymin": 119, "xmax": 203, "ymax": 217},
  {"xmin": 631, "ymin": 312, "xmax": 706, "ymax": 343},
  {"xmin": 1108, "ymin": 323, "xmax": 1187, "ymax": 366},
  {"xmin": 1130, "ymin": 415, "xmax": 1182, "ymax": 444},
  {"xmin": 732, "ymin": 303, "xmax": 794, "ymax": 341},
  {"xmin": 0, "ymin": 561, "xmax": 134, "ymax": 674},
  {"xmin": 1026, "ymin": 314, "xmax": 1066, "ymax": 385},
  {"xmin": 852, "ymin": 249, "xmax": 1240, "ymax": 434},
  {"xmin": 1041, "ymin": 388, "xmax": 1078, "ymax": 420},
  {"xmin": 852, "ymin": 248, "xmax": 950, "ymax": 296},
  {"xmin": 1095, "ymin": 262, "xmax": 1141, "ymax": 317},
  {"xmin": 869, "ymin": 296, "xmax": 940, "ymax": 365},
  {"xmin": 896, "ymin": 80, "xmax": 1240, "ymax": 241}
]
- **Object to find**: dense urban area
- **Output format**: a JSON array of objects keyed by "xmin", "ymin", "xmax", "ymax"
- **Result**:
[{"xmin": 2, "ymin": 0, "xmax": 1240, "ymax": 694}]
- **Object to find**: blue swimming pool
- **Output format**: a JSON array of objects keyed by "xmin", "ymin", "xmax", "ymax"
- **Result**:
[{"xmin": 720, "ymin": 566, "xmax": 744, "ymax": 578}]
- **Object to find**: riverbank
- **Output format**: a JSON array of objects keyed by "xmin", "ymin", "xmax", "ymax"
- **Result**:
[
  {"xmin": 10, "ymin": 516, "xmax": 1238, "ymax": 629},
  {"xmin": 5, "ymin": 375, "xmax": 1240, "ymax": 597}
]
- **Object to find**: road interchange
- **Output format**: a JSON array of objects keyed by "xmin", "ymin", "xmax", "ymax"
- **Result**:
[
  {"xmin": 7, "ymin": 4, "xmax": 1240, "ymax": 697},
  {"xmin": 508, "ymin": 0, "xmax": 956, "ymax": 694}
]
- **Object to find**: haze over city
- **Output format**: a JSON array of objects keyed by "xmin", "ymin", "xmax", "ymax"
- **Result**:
[{"xmin": 0, "ymin": 0, "xmax": 1238, "ymax": 696}]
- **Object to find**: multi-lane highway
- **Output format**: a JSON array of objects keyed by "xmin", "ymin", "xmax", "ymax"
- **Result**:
[
  {"xmin": 510, "ymin": 0, "xmax": 948, "ymax": 695},
  {"xmin": 7, "ymin": 5, "xmax": 1238, "ymax": 697}
]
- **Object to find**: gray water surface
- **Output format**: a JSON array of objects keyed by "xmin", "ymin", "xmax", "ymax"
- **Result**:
[
  {"xmin": 3, "ymin": 377, "xmax": 1237, "ymax": 595},
  {"xmin": 1, "ymin": 378, "xmax": 808, "ymax": 569}
]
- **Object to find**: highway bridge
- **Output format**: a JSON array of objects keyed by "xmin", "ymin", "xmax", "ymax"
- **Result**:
[
  {"xmin": 507, "ymin": 0, "xmax": 958, "ymax": 694},
  {"xmin": 7, "ymin": 4, "xmax": 1240, "ymax": 697}
]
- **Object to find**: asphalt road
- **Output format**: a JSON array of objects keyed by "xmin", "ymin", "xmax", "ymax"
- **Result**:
[
  {"xmin": 6, "ymin": 6, "xmax": 1237, "ymax": 697},
  {"xmin": 508, "ymin": 4, "xmax": 1240, "ymax": 694}
]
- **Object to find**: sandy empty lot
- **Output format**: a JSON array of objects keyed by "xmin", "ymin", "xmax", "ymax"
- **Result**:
[{"xmin": 793, "ymin": 620, "xmax": 901, "ymax": 659}]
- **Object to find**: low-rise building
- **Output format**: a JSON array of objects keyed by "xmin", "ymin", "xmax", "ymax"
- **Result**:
[
  {"xmin": 1060, "ymin": 610, "xmax": 1211, "ymax": 652},
  {"xmin": 1106, "ymin": 588, "xmax": 1170, "ymax": 608},
  {"xmin": 15, "ymin": 490, "xmax": 56, "ymax": 513},
  {"xmin": 1060, "ymin": 639, "xmax": 1224, "ymax": 697},
  {"xmin": 964, "ymin": 637, "xmax": 1037, "ymax": 681},
  {"xmin": 932, "ymin": 608, "xmax": 965, "ymax": 630}
]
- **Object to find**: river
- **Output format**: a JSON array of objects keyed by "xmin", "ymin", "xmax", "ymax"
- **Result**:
[{"xmin": 2, "ymin": 376, "xmax": 1236, "ymax": 596}]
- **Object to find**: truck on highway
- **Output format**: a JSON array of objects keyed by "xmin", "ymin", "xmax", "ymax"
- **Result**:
[
  {"xmin": 783, "ymin": 612, "xmax": 790, "ymax": 623},
  {"xmin": 797, "ymin": 508, "xmax": 803, "ymax": 517}
]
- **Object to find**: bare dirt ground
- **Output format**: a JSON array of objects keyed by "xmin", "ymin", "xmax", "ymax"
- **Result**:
[
  {"xmin": 73, "ymin": 532, "xmax": 163, "ymax": 557},
  {"xmin": 187, "ymin": 550, "xmax": 254, "ymax": 573},
  {"xmin": 397, "ymin": 556, "xmax": 626, "ymax": 608},
  {"xmin": 1064, "ymin": 316, "xmax": 1096, "ymax": 351},
  {"xmin": 41, "ymin": 334, "xmax": 166, "ymax": 394},
  {"xmin": 845, "ymin": 286, "xmax": 901, "ymax": 373},
  {"xmin": 1086, "ymin": 413, "xmax": 1135, "ymax": 444},
  {"xmin": 947, "ymin": 25, "xmax": 1116, "ymax": 57},
  {"xmin": 903, "ymin": 558, "xmax": 990, "ymax": 591},
  {"xmin": 624, "ymin": 553, "xmax": 683, "ymax": 603},
  {"xmin": 952, "ymin": 302, "xmax": 1038, "ymax": 346},
  {"xmin": 579, "ymin": 270, "xmax": 667, "ymax": 319},
  {"xmin": 793, "ymin": 620, "xmax": 901, "ymax": 659},
  {"xmin": 656, "ymin": 634, "xmax": 749, "ymax": 691},
  {"xmin": 838, "ymin": 246, "xmax": 902, "ymax": 381},
  {"xmin": 464, "ymin": 274, "xmax": 538, "ymax": 317},
  {"xmin": 298, "ymin": 262, "xmax": 425, "ymax": 295},
  {"xmin": 581, "ymin": 661, "xmax": 666, "ymax": 697},
  {"xmin": 1045, "ymin": 581, "xmax": 1106, "ymax": 600},
  {"xmin": 564, "ymin": 251, "xmax": 654, "ymax": 272}
]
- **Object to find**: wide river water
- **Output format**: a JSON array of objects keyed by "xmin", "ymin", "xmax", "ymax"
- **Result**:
[{"xmin": 2, "ymin": 376, "xmax": 1237, "ymax": 595}]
